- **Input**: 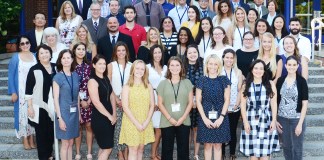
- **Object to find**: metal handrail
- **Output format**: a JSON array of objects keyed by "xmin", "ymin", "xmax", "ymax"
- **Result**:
[{"xmin": 311, "ymin": 17, "xmax": 324, "ymax": 62}]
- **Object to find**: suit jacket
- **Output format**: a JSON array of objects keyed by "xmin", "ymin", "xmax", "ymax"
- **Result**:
[
  {"xmin": 25, "ymin": 30, "xmax": 43, "ymax": 53},
  {"xmin": 248, "ymin": 2, "xmax": 268, "ymax": 17},
  {"xmin": 230, "ymin": 1, "xmax": 250, "ymax": 13},
  {"xmin": 261, "ymin": 12, "xmax": 281, "ymax": 21},
  {"xmin": 82, "ymin": 17, "xmax": 108, "ymax": 45},
  {"xmin": 97, "ymin": 32, "xmax": 136, "ymax": 63},
  {"xmin": 199, "ymin": 9, "xmax": 216, "ymax": 20},
  {"xmin": 59, "ymin": 0, "xmax": 91, "ymax": 20}
]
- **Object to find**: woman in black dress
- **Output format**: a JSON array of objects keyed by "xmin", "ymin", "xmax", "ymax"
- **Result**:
[{"xmin": 88, "ymin": 54, "xmax": 117, "ymax": 159}]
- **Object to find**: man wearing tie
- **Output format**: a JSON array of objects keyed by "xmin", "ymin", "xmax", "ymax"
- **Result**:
[
  {"xmin": 59, "ymin": 0, "xmax": 91, "ymax": 20},
  {"xmin": 230, "ymin": 0, "xmax": 250, "ymax": 13},
  {"xmin": 198, "ymin": 0, "xmax": 216, "ymax": 19},
  {"xmin": 248, "ymin": 0, "xmax": 268, "ymax": 18},
  {"xmin": 82, "ymin": 2, "xmax": 108, "ymax": 45}
]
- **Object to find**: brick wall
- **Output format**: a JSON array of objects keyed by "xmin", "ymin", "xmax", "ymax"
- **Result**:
[{"xmin": 24, "ymin": 0, "xmax": 49, "ymax": 31}]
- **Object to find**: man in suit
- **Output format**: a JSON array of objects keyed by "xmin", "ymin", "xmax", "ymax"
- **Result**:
[
  {"xmin": 97, "ymin": 16, "xmax": 136, "ymax": 63},
  {"xmin": 82, "ymin": 2, "xmax": 108, "ymax": 45},
  {"xmin": 25, "ymin": 12, "xmax": 46, "ymax": 53},
  {"xmin": 248, "ymin": 0, "xmax": 268, "ymax": 18},
  {"xmin": 230, "ymin": 0, "xmax": 250, "ymax": 13},
  {"xmin": 59, "ymin": 0, "xmax": 91, "ymax": 20},
  {"xmin": 198, "ymin": 0, "xmax": 216, "ymax": 19}
]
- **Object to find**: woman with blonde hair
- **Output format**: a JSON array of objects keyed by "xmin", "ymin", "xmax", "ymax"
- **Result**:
[
  {"xmin": 257, "ymin": 32, "xmax": 282, "ymax": 83},
  {"xmin": 55, "ymin": 0, "xmax": 83, "ymax": 47},
  {"xmin": 212, "ymin": 0, "xmax": 233, "ymax": 32}
]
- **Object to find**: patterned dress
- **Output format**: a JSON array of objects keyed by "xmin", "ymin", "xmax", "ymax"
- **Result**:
[
  {"xmin": 240, "ymin": 83, "xmax": 280, "ymax": 157},
  {"xmin": 57, "ymin": 15, "xmax": 82, "ymax": 47},
  {"xmin": 119, "ymin": 84, "xmax": 155, "ymax": 146},
  {"xmin": 75, "ymin": 62, "xmax": 92, "ymax": 123}
]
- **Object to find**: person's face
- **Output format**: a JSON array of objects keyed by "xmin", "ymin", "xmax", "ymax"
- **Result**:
[
  {"xmin": 268, "ymin": 2, "xmax": 276, "ymax": 12},
  {"xmin": 261, "ymin": 36, "xmax": 272, "ymax": 51},
  {"xmin": 75, "ymin": 45, "xmax": 86, "ymax": 60},
  {"xmin": 93, "ymin": 58, "xmax": 107, "ymax": 74},
  {"xmin": 19, "ymin": 37, "xmax": 31, "ymax": 52},
  {"xmin": 252, "ymin": 62, "xmax": 264, "ymax": 78},
  {"xmin": 124, "ymin": 9, "xmax": 136, "ymax": 22},
  {"xmin": 201, "ymin": 19, "xmax": 211, "ymax": 33},
  {"xmin": 188, "ymin": 8, "xmax": 197, "ymax": 21},
  {"xmin": 243, "ymin": 34, "xmax": 255, "ymax": 48},
  {"xmin": 220, "ymin": 2, "xmax": 229, "ymax": 14},
  {"xmin": 153, "ymin": 47, "xmax": 162, "ymax": 63},
  {"xmin": 289, "ymin": 21, "xmax": 301, "ymax": 35},
  {"xmin": 178, "ymin": 0, "xmax": 186, "ymax": 5},
  {"xmin": 213, "ymin": 28, "xmax": 225, "ymax": 43},
  {"xmin": 274, "ymin": 17, "xmax": 284, "ymax": 30},
  {"xmin": 61, "ymin": 52, "xmax": 73, "ymax": 67},
  {"xmin": 107, "ymin": 17, "xmax": 119, "ymax": 32},
  {"xmin": 254, "ymin": 0, "xmax": 264, "ymax": 6},
  {"xmin": 77, "ymin": 27, "xmax": 87, "ymax": 41},
  {"xmin": 283, "ymin": 38, "xmax": 295, "ymax": 54},
  {"xmin": 134, "ymin": 62, "xmax": 146, "ymax": 79},
  {"xmin": 116, "ymin": 46, "xmax": 126, "ymax": 59},
  {"xmin": 223, "ymin": 52, "xmax": 234, "ymax": 67},
  {"xmin": 46, "ymin": 34, "xmax": 57, "ymax": 44},
  {"xmin": 64, "ymin": 4, "xmax": 73, "ymax": 15},
  {"xmin": 162, "ymin": 18, "xmax": 173, "ymax": 32},
  {"xmin": 285, "ymin": 59, "xmax": 299, "ymax": 74},
  {"xmin": 38, "ymin": 48, "xmax": 51, "ymax": 63},
  {"xmin": 256, "ymin": 21, "xmax": 267, "ymax": 35},
  {"xmin": 236, "ymin": 9, "xmax": 245, "ymax": 22},
  {"xmin": 207, "ymin": 58, "xmax": 219, "ymax": 75},
  {"xmin": 91, "ymin": 4, "xmax": 101, "ymax": 19},
  {"xmin": 186, "ymin": 47, "xmax": 199, "ymax": 63},
  {"xmin": 33, "ymin": 14, "xmax": 46, "ymax": 27},
  {"xmin": 169, "ymin": 60, "xmax": 182, "ymax": 75},
  {"xmin": 248, "ymin": 10, "xmax": 257, "ymax": 22},
  {"xmin": 109, "ymin": 1, "xmax": 120, "ymax": 14},
  {"xmin": 149, "ymin": 29, "xmax": 159, "ymax": 43},
  {"xmin": 199, "ymin": 0, "xmax": 208, "ymax": 9},
  {"xmin": 179, "ymin": 30, "xmax": 189, "ymax": 44}
]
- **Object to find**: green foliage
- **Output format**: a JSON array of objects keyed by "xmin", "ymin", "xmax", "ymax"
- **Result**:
[{"xmin": 0, "ymin": 0, "xmax": 22, "ymax": 36}]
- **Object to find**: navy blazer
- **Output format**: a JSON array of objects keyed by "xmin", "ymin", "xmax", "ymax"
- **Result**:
[
  {"xmin": 25, "ymin": 29, "xmax": 43, "ymax": 53},
  {"xmin": 97, "ymin": 32, "xmax": 136, "ymax": 63},
  {"xmin": 59, "ymin": 0, "xmax": 91, "ymax": 20},
  {"xmin": 230, "ymin": 1, "xmax": 250, "ymax": 13}
]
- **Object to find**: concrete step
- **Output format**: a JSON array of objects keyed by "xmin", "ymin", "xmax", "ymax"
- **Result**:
[
  {"xmin": 0, "ymin": 69, "xmax": 7, "ymax": 77},
  {"xmin": 306, "ymin": 115, "xmax": 324, "ymax": 127},
  {"xmin": 308, "ymin": 75, "xmax": 324, "ymax": 84},
  {"xmin": 309, "ymin": 93, "xmax": 324, "ymax": 103},
  {"xmin": 0, "ymin": 95, "xmax": 12, "ymax": 106},
  {"xmin": 0, "ymin": 106, "xmax": 14, "ymax": 117},
  {"xmin": 0, "ymin": 86, "xmax": 7, "ymax": 95},
  {"xmin": 308, "ymin": 84, "xmax": 324, "ymax": 93},
  {"xmin": 0, "ymin": 64, "xmax": 7, "ymax": 69},
  {"xmin": 308, "ymin": 103, "xmax": 324, "ymax": 115},
  {"xmin": 0, "ymin": 77, "xmax": 8, "ymax": 86},
  {"xmin": 309, "ymin": 67, "xmax": 324, "ymax": 75}
]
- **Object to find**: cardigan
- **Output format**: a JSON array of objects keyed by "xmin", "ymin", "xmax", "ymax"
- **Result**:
[{"xmin": 276, "ymin": 74, "xmax": 308, "ymax": 113}]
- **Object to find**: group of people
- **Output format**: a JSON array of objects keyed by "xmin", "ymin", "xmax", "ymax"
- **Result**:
[{"xmin": 8, "ymin": 0, "xmax": 311, "ymax": 160}]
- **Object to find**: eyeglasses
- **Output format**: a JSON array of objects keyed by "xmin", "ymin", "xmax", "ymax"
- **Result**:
[
  {"xmin": 91, "ymin": 9, "xmax": 101, "ymax": 12},
  {"xmin": 243, "ymin": 38, "xmax": 254, "ymax": 41},
  {"xmin": 20, "ymin": 41, "xmax": 30, "ymax": 46},
  {"xmin": 200, "ymin": 0, "xmax": 208, "ymax": 3},
  {"xmin": 213, "ymin": 33, "xmax": 224, "ymax": 36}
]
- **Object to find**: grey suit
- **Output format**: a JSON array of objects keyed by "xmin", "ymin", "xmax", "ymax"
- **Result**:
[
  {"xmin": 248, "ymin": 2, "xmax": 268, "ymax": 18},
  {"xmin": 82, "ymin": 17, "xmax": 108, "ymax": 45}
]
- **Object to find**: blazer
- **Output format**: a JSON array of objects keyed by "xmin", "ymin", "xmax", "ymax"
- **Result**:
[
  {"xmin": 59, "ymin": 0, "xmax": 91, "ymax": 20},
  {"xmin": 25, "ymin": 29, "xmax": 43, "ymax": 53},
  {"xmin": 97, "ymin": 32, "xmax": 136, "ymax": 63},
  {"xmin": 82, "ymin": 17, "xmax": 108, "ymax": 45},
  {"xmin": 230, "ymin": 1, "xmax": 250, "ymax": 13},
  {"xmin": 261, "ymin": 12, "xmax": 281, "ymax": 20},
  {"xmin": 200, "ymin": 9, "xmax": 216, "ymax": 20},
  {"xmin": 248, "ymin": 2, "xmax": 268, "ymax": 17}
]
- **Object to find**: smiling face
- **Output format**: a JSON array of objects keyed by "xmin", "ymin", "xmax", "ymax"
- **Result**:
[
  {"xmin": 254, "ymin": 0, "xmax": 264, "ymax": 6},
  {"xmin": 93, "ymin": 58, "xmax": 107, "ymax": 74},
  {"xmin": 34, "ymin": 13, "xmax": 46, "ymax": 27},
  {"xmin": 243, "ymin": 33, "xmax": 255, "ymax": 48},
  {"xmin": 207, "ymin": 57, "xmax": 219, "ymax": 75},
  {"xmin": 220, "ymin": 2, "xmax": 229, "ymax": 14},
  {"xmin": 124, "ymin": 8, "xmax": 136, "ymax": 22},
  {"xmin": 201, "ymin": 19, "xmax": 211, "ymax": 33},
  {"xmin": 248, "ymin": 10, "xmax": 257, "ymax": 22},
  {"xmin": 169, "ymin": 60, "xmax": 182, "ymax": 75},
  {"xmin": 153, "ymin": 47, "xmax": 162, "ymax": 63},
  {"xmin": 75, "ymin": 44, "xmax": 86, "ymax": 60},
  {"xmin": 285, "ymin": 58, "xmax": 299, "ymax": 74},
  {"xmin": 109, "ymin": 0, "xmax": 120, "ymax": 15},
  {"xmin": 91, "ymin": 3, "xmax": 101, "ymax": 19},
  {"xmin": 186, "ymin": 47, "xmax": 199, "ymax": 64},
  {"xmin": 274, "ymin": 17, "xmax": 284, "ymax": 30},
  {"xmin": 162, "ymin": 18, "xmax": 173, "ymax": 32},
  {"xmin": 256, "ymin": 21, "xmax": 267, "ymax": 35},
  {"xmin": 252, "ymin": 62, "xmax": 265, "ymax": 79},
  {"xmin": 107, "ymin": 17, "xmax": 119, "ymax": 33},
  {"xmin": 149, "ymin": 29, "xmax": 159, "ymax": 43},
  {"xmin": 179, "ymin": 30, "xmax": 189, "ymax": 44},
  {"xmin": 188, "ymin": 8, "xmax": 197, "ymax": 21},
  {"xmin": 61, "ymin": 52, "xmax": 73, "ymax": 68},
  {"xmin": 38, "ymin": 48, "xmax": 51, "ymax": 63},
  {"xmin": 213, "ymin": 28, "xmax": 225, "ymax": 43},
  {"xmin": 261, "ymin": 36, "xmax": 272, "ymax": 52},
  {"xmin": 235, "ymin": 9, "xmax": 245, "ymax": 22},
  {"xmin": 283, "ymin": 37, "xmax": 296, "ymax": 54},
  {"xmin": 46, "ymin": 34, "xmax": 57, "ymax": 45},
  {"xmin": 268, "ymin": 1, "xmax": 276, "ymax": 12},
  {"xmin": 63, "ymin": 3, "xmax": 73, "ymax": 16},
  {"xmin": 199, "ymin": 0, "xmax": 208, "ymax": 9},
  {"xmin": 77, "ymin": 27, "xmax": 87, "ymax": 41},
  {"xmin": 133, "ymin": 62, "xmax": 146, "ymax": 79},
  {"xmin": 223, "ymin": 52, "xmax": 234, "ymax": 67},
  {"xmin": 19, "ymin": 37, "xmax": 31, "ymax": 52},
  {"xmin": 116, "ymin": 45, "xmax": 127, "ymax": 59}
]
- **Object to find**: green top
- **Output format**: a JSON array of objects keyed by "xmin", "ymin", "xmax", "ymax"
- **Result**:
[{"xmin": 156, "ymin": 79, "xmax": 193, "ymax": 128}]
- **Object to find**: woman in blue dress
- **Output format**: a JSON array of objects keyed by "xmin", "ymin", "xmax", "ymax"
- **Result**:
[{"xmin": 195, "ymin": 54, "xmax": 231, "ymax": 159}]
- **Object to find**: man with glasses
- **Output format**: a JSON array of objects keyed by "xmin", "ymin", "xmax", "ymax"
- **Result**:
[
  {"xmin": 86, "ymin": 0, "xmax": 110, "ymax": 19},
  {"xmin": 198, "ymin": 0, "xmax": 216, "ymax": 19},
  {"xmin": 25, "ymin": 12, "xmax": 46, "ymax": 52}
]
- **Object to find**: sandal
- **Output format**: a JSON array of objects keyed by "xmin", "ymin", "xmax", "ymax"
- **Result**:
[
  {"xmin": 194, "ymin": 155, "xmax": 200, "ymax": 160},
  {"xmin": 150, "ymin": 156, "xmax": 159, "ymax": 160},
  {"xmin": 75, "ymin": 154, "xmax": 81, "ymax": 160},
  {"xmin": 87, "ymin": 154, "xmax": 93, "ymax": 160}
]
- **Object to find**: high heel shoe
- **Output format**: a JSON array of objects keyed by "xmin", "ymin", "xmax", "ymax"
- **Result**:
[
  {"xmin": 230, "ymin": 155, "xmax": 237, "ymax": 160},
  {"xmin": 194, "ymin": 155, "xmax": 200, "ymax": 160}
]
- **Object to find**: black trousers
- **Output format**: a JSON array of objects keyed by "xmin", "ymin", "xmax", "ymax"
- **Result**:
[
  {"xmin": 222, "ymin": 111, "xmax": 240, "ymax": 155},
  {"xmin": 161, "ymin": 125, "xmax": 190, "ymax": 160},
  {"xmin": 29, "ymin": 108, "xmax": 54, "ymax": 160}
]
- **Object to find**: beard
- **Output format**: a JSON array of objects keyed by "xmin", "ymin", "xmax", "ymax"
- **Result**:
[
  {"xmin": 290, "ymin": 28, "xmax": 300, "ymax": 35},
  {"xmin": 126, "ymin": 18, "xmax": 134, "ymax": 23}
]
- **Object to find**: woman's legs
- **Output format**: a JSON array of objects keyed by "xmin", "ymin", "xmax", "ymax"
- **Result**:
[
  {"xmin": 128, "ymin": 144, "xmax": 145, "ymax": 160},
  {"xmin": 74, "ymin": 126, "xmax": 82, "ymax": 158},
  {"xmin": 85, "ymin": 122, "xmax": 94, "ymax": 156},
  {"xmin": 151, "ymin": 128, "xmax": 161, "ymax": 159},
  {"xmin": 161, "ymin": 127, "xmax": 175, "ymax": 160},
  {"xmin": 204, "ymin": 143, "xmax": 213, "ymax": 160},
  {"xmin": 98, "ymin": 148, "xmax": 112, "ymax": 160},
  {"xmin": 213, "ymin": 143, "xmax": 222, "ymax": 160},
  {"xmin": 28, "ymin": 135, "xmax": 36, "ymax": 148},
  {"xmin": 60, "ymin": 139, "xmax": 74, "ymax": 160},
  {"xmin": 192, "ymin": 127, "xmax": 200, "ymax": 157}
]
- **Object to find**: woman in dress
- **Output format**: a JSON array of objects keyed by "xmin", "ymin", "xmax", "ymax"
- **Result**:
[
  {"xmin": 221, "ymin": 49, "xmax": 243, "ymax": 160},
  {"xmin": 254, "ymin": 19, "xmax": 274, "ymax": 49},
  {"xmin": 239, "ymin": 59, "xmax": 280, "ymax": 159},
  {"xmin": 137, "ymin": 27, "xmax": 165, "ymax": 64},
  {"xmin": 42, "ymin": 27, "xmax": 67, "ymax": 63},
  {"xmin": 55, "ymin": 1, "xmax": 83, "ymax": 47},
  {"xmin": 53, "ymin": 49, "xmax": 80, "ymax": 160},
  {"xmin": 157, "ymin": 56, "xmax": 194, "ymax": 160},
  {"xmin": 181, "ymin": 5, "xmax": 201, "ymax": 39},
  {"xmin": 119, "ymin": 60, "xmax": 155, "ymax": 160},
  {"xmin": 276, "ymin": 55, "xmax": 308, "ymax": 160},
  {"xmin": 212, "ymin": 0, "xmax": 233, "ymax": 32},
  {"xmin": 257, "ymin": 32, "xmax": 282, "ymax": 83},
  {"xmin": 169, "ymin": 27, "xmax": 195, "ymax": 62},
  {"xmin": 236, "ymin": 31, "xmax": 259, "ymax": 78},
  {"xmin": 71, "ymin": 24, "xmax": 97, "ymax": 62},
  {"xmin": 183, "ymin": 44, "xmax": 204, "ymax": 160},
  {"xmin": 195, "ymin": 54, "xmax": 231, "ymax": 160},
  {"xmin": 271, "ymin": 15, "xmax": 289, "ymax": 48},
  {"xmin": 204, "ymin": 26, "xmax": 233, "ymax": 61},
  {"xmin": 261, "ymin": 0, "xmax": 279, "ymax": 25},
  {"xmin": 228, "ymin": 7, "xmax": 250, "ymax": 51},
  {"xmin": 280, "ymin": 36, "xmax": 308, "ymax": 79},
  {"xmin": 73, "ymin": 43, "xmax": 93, "ymax": 160},
  {"xmin": 247, "ymin": 8, "xmax": 259, "ymax": 34},
  {"xmin": 160, "ymin": 16, "xmax": 178, "ymax": 62},
  {"xmin": 107, "ymin": 42, "xmax": 132, "ymax": 160},
  {"xmin": 8, "ymin": 36, "xmax": 37, "ymax": 150},
  {"xmin": 147, "ymin": 45, "xmax": 168, "ymax": 160},
  {"xmin": 88, "ymin": 54, "xmax": 117, "ymax": 160},
  {"xmin": 25, "ymin": 44, "xmax": 56, "ymax": 159},
  {"xmin": 195, "ymin": 17, "xmax": 213, "ymax": 58}
]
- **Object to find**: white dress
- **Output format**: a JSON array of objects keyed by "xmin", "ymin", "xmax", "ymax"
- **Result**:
[
  {"xmin": 57, "ymin": 15, "xmax": 82, "ymax": 47},
  {"xmin": 212, "ymin": 16, "xmax": 232, "ymax": 32},
  {"xmin": 204, "ymin": 45, "xmax": 234, "ymax": 64},
  {"xmin": 111, "ymin": 61, "xmax": 132, "ymax": 96},
  {"xmin": 221, "ymin": 68, "xmax": 239, "ymax": 112},
  {"xmin": 233, "ymin": 27, "xmax": 250, "ymax": 51},
  {"xmin": 197, "ymin": 36, "xmax": 212, "ymax": 58},
  {"xmin": 17, "ymin": 55, "xmax": 37, "ymax": 138}
]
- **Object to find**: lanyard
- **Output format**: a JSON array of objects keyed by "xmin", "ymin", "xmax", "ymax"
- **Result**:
[
  {"xmin": 203, "ymin": 36, "xmax": 211, "ymax": 53},
  {"xmin": 224, "ymin": 68, "xmax": 232, "ymax": 84},
  {"xmin": 63, "ymin": 71, "xmax": 74, "ymax": 102},
  {"xmin": 252, "ymin": 82, "xmax": 262, "ymax": 110},
  {"xmin": 170, "ymin": 79, "xmax": 181, "ymax": 103},
  {"xmin": 237, "ymin": 26, "xmax": 245, "ymax": 46},
  {"xmin": 117, "ymin": 62, "xmax": 126, "ymax": 87},
  {"xmin": 163, "ymin": 33, "xmax": 173, "ymax": 50},
  {"xmin": 275, "ymin": 37, "xmax": 280, "ymax": 43},
  {"xmin": 176, "ymin": 6, "xmax": 188, "ymax": 24},
  {"xmin": 178, "ymin": 45, "xmax": 186, "ymax": 62},
  {"xmin": 297, "ymin": 38, "xmax": 300, "ymax": 44}
]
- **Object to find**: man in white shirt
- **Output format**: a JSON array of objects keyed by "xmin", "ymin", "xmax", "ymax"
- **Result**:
[
  {"xmin": 278, "ymin": 17, "xmax": 311, "ymax": 61},
  {"xmin": 168, "ymin": 0, "xmax": 188, "ymax": 31},
  {"xmin": 86, "ymin": 0, "xmax": 110, "ymax": 19},
  {"xmin": 25, "ymin": 12, "xmax": 46, "ymax": 53}
]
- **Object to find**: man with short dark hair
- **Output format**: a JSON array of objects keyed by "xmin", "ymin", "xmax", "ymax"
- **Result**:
[
  {"xmin": 106, "ymin": 0, "xmax": 126, "ymax": 25},
  {"xmin": 25, "ymin": 13, "xmax": 46, "ymax": 52},
  {"xmin": 198, "ymin": 0, "xmax": 216, "ymax": 19}
]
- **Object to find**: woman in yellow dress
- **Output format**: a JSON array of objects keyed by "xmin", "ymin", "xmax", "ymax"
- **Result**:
[
  {"xmin": 119, "ymin": 60, "xmax": 155, "ymax": 160},
  {"xmin": 182, "ymin": 5, "xmax": 201, "ymax": 39}
]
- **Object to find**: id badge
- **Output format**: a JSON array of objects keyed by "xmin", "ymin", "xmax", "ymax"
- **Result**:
[
  {"xmin": 208, "ymin": 111, "xmax": 218, "ymax": 120},
  {"xmin": 70, "ymin": 103, "xmax": 78, "ymax": 113},
  {"xmin": 171, "ymin": 103, "xmax": 181, "ymax": 112},
  {"xmin": 79, "ymin": 91, "xmax": 87, "ymax": 100}
]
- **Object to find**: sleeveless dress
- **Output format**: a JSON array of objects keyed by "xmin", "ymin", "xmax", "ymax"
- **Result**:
[
  {"xmin": 119, "ymin": 84, "xmax": 155, "ymax": 146},
  {"xmin": 239, "ymin": 83, "xmax": 280, "ymax": 157},
  {"xmin": 212, "ymin": 17, "xmax": 232, "ymax": 32},
  {"xmin": 91, "ymin": 75, "xmax": 115, "ymax": 149},
  {"xmin": 57, "ymin": 15, "xmax": 82, "ymax": 47}
]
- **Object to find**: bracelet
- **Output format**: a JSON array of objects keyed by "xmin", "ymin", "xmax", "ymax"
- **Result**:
[
  {"xmin": 220, "ymin": 114, "xmax": 226, "ymax": 118},
  {"xmin": 168, "ymin": 116, "xmax": 172, "ymax": 121}
]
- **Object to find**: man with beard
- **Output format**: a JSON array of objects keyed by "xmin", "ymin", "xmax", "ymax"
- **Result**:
[
  {"xmin": 278, "ymin": 17, "xmax": 311, "ymax": 61},
  {"xmin": 119, "ymin": 6, "xmax": 147, "ymax": 56},
  {"xmin": 106, "ymin": 0, "xmax": 126, "ymax": 25},
  {"xmin": 97, "ymin": 16, "xmax": 136, "ymax": 62}
]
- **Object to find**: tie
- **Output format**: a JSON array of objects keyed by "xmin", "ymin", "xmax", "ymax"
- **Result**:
[
  {"xmin": 94, "ymin": 22, "xmax": 98, "ymax": 33},
  {"xmin": 202, "ymin": 11, "xmax": 207, "ymax": 18},
  {"xmin": 146, "ymin": 3, "xmax": 151, "ymax": 26},
  {"xmin": 78, "ymin": 0, "xmax": 83, "ymax": 14},
  {"xmin": 112, "ymin": 36, "xmax": 116, "ymax": 47}
]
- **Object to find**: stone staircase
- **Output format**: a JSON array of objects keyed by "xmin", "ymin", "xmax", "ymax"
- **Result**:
[{"xmin": 0, "ymin": 57, "xmax": 324, "ymax": 160}]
